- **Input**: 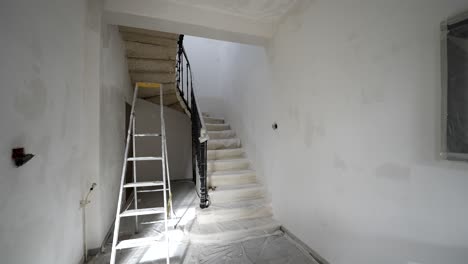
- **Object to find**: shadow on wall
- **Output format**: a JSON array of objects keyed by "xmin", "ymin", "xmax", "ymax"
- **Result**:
[{"xmin": 134, "ymin": 99, "xmax": 192, "ymax": 181}]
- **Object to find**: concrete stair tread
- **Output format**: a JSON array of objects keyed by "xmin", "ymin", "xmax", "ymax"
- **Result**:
[
  {"xmin": 204, "ymin": 117, "xmax": 224, "ymax": 124},
  {"xmin": 211, "ymin": 183, "xmax": 262, "ymax": 192},
  {"xmin": 209, "ymin": 169, "xmax": 257, "ymax": 187},
  {"xmin": 189, "ymin": 216, "xmax": 280, "ymax": 243},
  {"xmin": 210, "ymin": 169, "xmax": 255, "ymax": 177},
  {"xmin": 208, "ymin": 138, "xmax": 240, "ymax": 143},
  {"xmin": 207, "ymin": 158, "xmax": 249, "ymax": 172},
  {"xmin": 208, "ymin": 158, "xmax": 249, "ymax": 164},
  {"xmin": 199, "ymin": 198, "xmax": 270, "ymax": 212},
  {"xmin": 209, "ymin": 183, "xmax": 264, "ymax": 203},
  {"xmin": 197, "ymin": 199, "xmax": 272, "ymax": 224},
  {"xmin": 208, "ymin": 129, "xmax": 234, "ymax": 133},
  {"xmin": 208, "ymin": 148, "xmax": 243, "ymax": 154},
  {"xmin": 208, "ymin": 148, "xmax": 244, "ymax": 160},
  {"xmin": 207, "ymin": 130, "xmax": 236, "ymax": 139},
  {"xmin": 206, "ymin": 123, "xmax": 230, "ymax": 131},
  {"xmin": 207, "ymin": 138, "xmax": 241, "ymax": 150}
]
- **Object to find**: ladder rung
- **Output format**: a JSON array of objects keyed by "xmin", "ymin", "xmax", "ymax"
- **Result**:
[
  {"xmin": 134, "ymin": 133, "xmax": 161, "ymax": 137},
  {"xmin": 137, "ymin": 189, "xmax": 167, "ymax": 193},
  {"xmin": 115, "ymin": 237, "xmax": 163, "ymax": 250},
  {"xmin": 123, "ymin": 181, "xmax": 164, "ymax": 188},
  {"xmin": 127, "ymin": 157, "xmax": 162, "ymax": 161},
  {"xmin": 120, "ymin": 207, "xmax": 165, "ymax": 217}
]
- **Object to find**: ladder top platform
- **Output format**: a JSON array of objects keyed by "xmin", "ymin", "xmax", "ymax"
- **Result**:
[{"xmin": 136, "ymin": 82, "xmax": 161, "ymax": 89}]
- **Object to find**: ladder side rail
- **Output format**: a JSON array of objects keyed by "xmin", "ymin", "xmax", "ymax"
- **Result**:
[
  {"xmin": 110, "ymin": 83, "xmax": 139, "ymax": 264},
  {"xmin": 160, "ymin": 84, "xmax": 170, "ymax": 264},
  {"xmin": 163, "ymin": 142, "xmax": 175, "ymax": 218},
  {"xmin": 132, "ymin": 113, "xmax": 139, "ymax": 232},
  {"xmin": 159, "ymin": 86, "xmax": 174, "ymax": 217}
]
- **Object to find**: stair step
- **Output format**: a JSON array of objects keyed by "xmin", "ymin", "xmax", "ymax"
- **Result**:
[
  {"xmin": 123, "ymin": 181, "xmax": 164, "ymax": 188},
  {"xmin": 115, "ymin": 236, "xmax": 164, "ymax": 250},
  {"xmin": 209, "ymin": 183, "xmax": 264, "ymax": 204},
  {"xmin": 188, "ymin": 217, "xmax": 280, "ymax": 243},
  {"xmin": 125, "ymin": 41, "xmax": 177, "ymax": 60},
  {"xmin": 208, "ymin": 138, "xmax": 241, "ymax": 150},
  {"xmin": 209, "ymin": 169, "xmax": 256, "ymax": 186},
  {"xmin": 127, "ymin": 157, "xmax": 162, "ymax": 161},
  {"xmin": 127, "ymin": 57, "xmax": 176, "ymax": 72},
  {"xmin": 120, "ymin": 207, "xmax": 165, "ymax": 217},
  {"xmin": 204, "ymin": 117, "xmax": 224, "ymax": 124},
  {"xmin": 134, "ymin": 133, "xmax": 160, "ymax": 137},
  {"xmin": 207, "ymin": 130, "xmax": 236, "ymax": 139},
  {"xmin": 207, "ymin": 158, "xmax": 249, "ymax": 172},
  {"xmin": 208, "ymin": 148, "xmax": 244, "ymax": 160},
  {"xmin": 197, "ymin": 198, "xmax": 271, "ymax": 224},
  {"xmin": 206, "ymin": 123, "xmax": 230, "ymax": 131},
  {"xmin": 130, "ymin": 71, "xmax": 175, "ymax": 84}
]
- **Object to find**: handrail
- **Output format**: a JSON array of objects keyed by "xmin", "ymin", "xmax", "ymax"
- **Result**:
[{"xmin": 176, "ymin": 34, "xmax": 210, "ymax": 208}]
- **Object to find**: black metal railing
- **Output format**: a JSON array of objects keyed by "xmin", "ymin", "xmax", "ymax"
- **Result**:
[{"xmin": 176, "ymin": 35, "xmax": 209, "ymax": 208}]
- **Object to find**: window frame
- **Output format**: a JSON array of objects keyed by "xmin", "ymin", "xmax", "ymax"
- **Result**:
[{"xmin": 441, "ymin": 10, "xmax": 468, "ymax": 161}]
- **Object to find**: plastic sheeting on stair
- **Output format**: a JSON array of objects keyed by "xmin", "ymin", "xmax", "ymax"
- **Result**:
[
  {"xmin": 207, "ymin": 138, "xmax": 241, "ymax": 150},
  {"xmin": 184, "ymin": 232, "xmax": 319, "ymax": 264},
  {"xmin": 187, "ymin": 216, "xmax": 280, "ymax": 244}
]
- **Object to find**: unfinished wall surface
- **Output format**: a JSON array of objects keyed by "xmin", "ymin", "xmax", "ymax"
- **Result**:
[
  {"xmin": 184, "ymin": 36, "xmax": 227, "ymax": 116},
  {"xmin": 134, "ymin": 99, "xmax": 192, "ymax": 181},
  {"xmin": 193, "ymin": 0, "xmax": 468, "ymax": 263},
  {"xmin": 103, "ymin": 0, "xmax": 271, "ymax": 45},
  {"xmin": 97, "ymin": 24, "xmax": 133, "ymax": 249},
  {"xmin": 0, "ymin": 0, "xmax": 87, "ymax": 263}
]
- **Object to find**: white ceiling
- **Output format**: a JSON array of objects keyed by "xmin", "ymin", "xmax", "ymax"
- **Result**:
[{"xmin": 169, "ymin": 0, "xmax": 298, "ymax": 22}]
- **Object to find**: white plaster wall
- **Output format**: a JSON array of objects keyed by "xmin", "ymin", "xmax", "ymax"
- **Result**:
[
  {"xmin": 205, "ymin": 0, "xmax": 468, "ymax": 263},
  {"xmin": 81, "ymin": 0, "xmax": 104, "ymax": 250},
  {"xmin": 0, "ymin": 0, "xmax": 87, "ymax": 263},
  {"xmin": 103, "ymin": 0, "xmax": 272, "ymax": 45},
  {"xmin": 184, "ymin": 36, "xmax": 227, "ymax": 116},
  {"xmin": 134, "ymin": 99, "xmax": 192, "ymax": 181},
  {"xmin": 97, "ymin": 24, "xmax": 133, "ymax": 249}
]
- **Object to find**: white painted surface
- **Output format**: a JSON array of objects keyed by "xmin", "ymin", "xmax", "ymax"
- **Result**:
[
  {"xmin": 184, "ymin": 36, "xmax": 226, "ymax": 116},
  {"xmin": 168, "ymin": 0, "xmax": 297, "ymax": 23},
  {"xmin": 97, "ymin": 24, "xmax": 133, "ymax": 250},
  {"xmin": 134, "ymin": 99, "xmax": 192, "ymax": 181},
  {"xmin": 103, "ymin": 0, "xmax": 274, "ymax": 45},
  {"xmin": 189, "ymin": 0, "xmax": 468, "ymax": 263},
  {"xmin": 0, "ymin": 0, "xmax": 87, "ymax": 263},
  {"xmin": 80, "ymin": 1, "xmax": 134, "ymax": 251},
  {"xmin": 0, "ymin": 0, "xmax": 134, "ymax": 260},
  {"xmin": 81, "ymin": 0, "xmax": 103, "ymax": 251}
]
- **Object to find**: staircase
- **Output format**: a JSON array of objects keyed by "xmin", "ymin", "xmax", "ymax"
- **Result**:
[
  {"xmin": 188, "ymin": 114, "xmax": 280, "ymax": 243},
  {"xmin": 120, "ymin": 26, "xmax": 189, "ymax": 114},
  {"xmin": 119, "ymin": 26, "xmax": 280, "ymax": 248}
]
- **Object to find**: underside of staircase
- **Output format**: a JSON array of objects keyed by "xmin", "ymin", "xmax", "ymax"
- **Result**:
[
  {"xmin": 187, "ymin": 114, "xmax": 281, "ymax": 244},
  {"xmin": 119, "ymin": 26, "xmax": 188, "ymax": 113}
]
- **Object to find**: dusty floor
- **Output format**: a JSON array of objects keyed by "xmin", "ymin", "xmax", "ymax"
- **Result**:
[{"xmin": 89, "ymin": 181, "xmax": 318, "ymax": 264}]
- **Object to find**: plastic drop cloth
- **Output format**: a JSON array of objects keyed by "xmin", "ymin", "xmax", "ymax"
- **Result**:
[{"xmin": 184, "ymin": 232, "xmax": 319, "ymax": 264}]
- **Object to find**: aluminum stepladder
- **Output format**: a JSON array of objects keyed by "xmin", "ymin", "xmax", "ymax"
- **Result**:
[{"xmin": 110, "ymin": 82, "xmax": 173, "ymax": 264}]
